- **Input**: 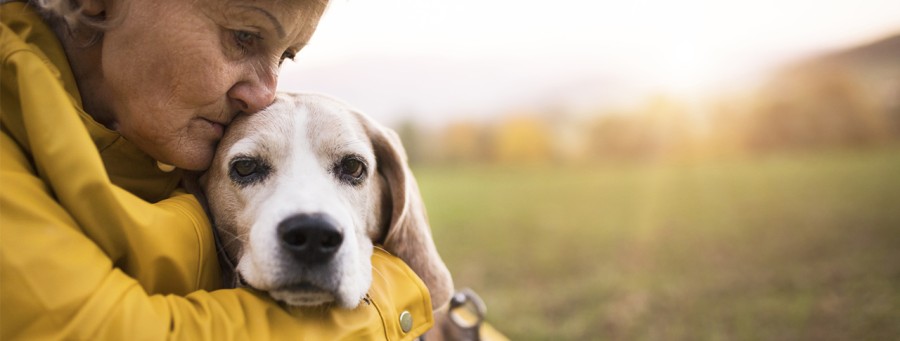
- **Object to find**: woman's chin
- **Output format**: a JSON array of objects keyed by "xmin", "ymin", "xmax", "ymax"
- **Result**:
[
  {"xmin": 176, "ymin": 155, "xmax": 214, "ymax": 172},
  {"xmin": 159, "ymin": 148, "xmax": 214, "ymax": 172}
]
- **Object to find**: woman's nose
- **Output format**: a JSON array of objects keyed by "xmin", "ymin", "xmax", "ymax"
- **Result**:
[{"xmin": 227, "ymin": 73, "xmax": 277, "ymax": 114}]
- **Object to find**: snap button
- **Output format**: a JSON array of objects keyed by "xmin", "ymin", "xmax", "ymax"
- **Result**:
[{"xmin": 399, "ymin": 310, "xmax": 413, "ymax": 333}]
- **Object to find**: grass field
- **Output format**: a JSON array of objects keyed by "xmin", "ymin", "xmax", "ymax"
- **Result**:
[{"xmin": 413, "ymin": 148, "xmax": 900, "ymax": 340}]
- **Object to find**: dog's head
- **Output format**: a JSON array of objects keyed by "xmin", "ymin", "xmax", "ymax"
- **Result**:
[{"xmin": 202, "ymin": 93, "xmax": 452, "ymax": 309}]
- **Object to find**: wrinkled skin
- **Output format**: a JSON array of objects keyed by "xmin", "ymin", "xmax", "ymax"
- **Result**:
[{"xmin": 59, "ymin": 0, "xmax": 325, "ymax": 170}]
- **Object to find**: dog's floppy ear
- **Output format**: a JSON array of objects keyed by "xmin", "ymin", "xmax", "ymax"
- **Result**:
[{"xmin": 355, "ymin": 111, "xmax": 454, "ymax": 310}]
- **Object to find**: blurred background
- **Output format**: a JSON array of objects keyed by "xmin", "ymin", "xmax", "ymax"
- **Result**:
[{"xmin": 279, "ymin": 0, "xmax": 900, "ymax": 339}]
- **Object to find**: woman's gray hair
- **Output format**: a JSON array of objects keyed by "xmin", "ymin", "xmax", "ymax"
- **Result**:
[
  {"xmin": 29, "ymin": 0, "xmax": 89, "ymax": 27},
  {"xmin": 27, "ymin": 0, "xmax": 110, "ymax": 45},
  {"xmin": 26, "ymin": 0, "xmax": 330, "ymax": 46}
]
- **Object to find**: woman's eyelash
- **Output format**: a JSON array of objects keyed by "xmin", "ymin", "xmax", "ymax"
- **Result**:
[
  {"xmin": 231, "ymin": 29, "xmax": 296, "ymax": 65},
  {"xmin": 233, "ymin": 30, "xmax": 262, "ymax": 52},
  {"xmin": 280, "ymin": 50, "xmax": 297, "ymax": 64}
]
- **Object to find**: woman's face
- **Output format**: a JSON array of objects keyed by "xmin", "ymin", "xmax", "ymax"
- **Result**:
[{"xmin": 89, "ymin": 0, "xmax": 323, "ymax": 170}]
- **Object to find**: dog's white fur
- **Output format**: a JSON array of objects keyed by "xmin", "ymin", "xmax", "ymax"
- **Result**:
[{"xmin": 202, "ymin": 93, "xmax": 453, "ymax": 309}]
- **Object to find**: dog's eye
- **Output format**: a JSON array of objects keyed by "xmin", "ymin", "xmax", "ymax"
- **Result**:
[
  {"xmin": 341, "ymin": 159, "xmax": 364, "ymax": 178},
  {"xmin": 335, "ymin": 156, "xmax": 367, "ymax": 185},
  {"xmin": 229, "ymin": 157, "xmax": 270, "ymax": 186},
  {"xmin": 234, "ymin": 160, "xmax": 257, "ymax": 176}
]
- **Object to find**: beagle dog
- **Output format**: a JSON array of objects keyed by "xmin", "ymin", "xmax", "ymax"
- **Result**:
[{"xmin": 202, "ymin": 92, "xmax": 453, "ymax": 310}]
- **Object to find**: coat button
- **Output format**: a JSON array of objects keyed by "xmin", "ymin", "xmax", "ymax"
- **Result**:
[{"xmin": 399, "ymin": 310, "xmax": 413, "ymax": 333}]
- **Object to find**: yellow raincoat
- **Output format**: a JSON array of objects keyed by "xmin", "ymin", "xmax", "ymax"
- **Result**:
[{"xmin": 0, "ymin": 3, "xmax": 433, "ymax": 339}]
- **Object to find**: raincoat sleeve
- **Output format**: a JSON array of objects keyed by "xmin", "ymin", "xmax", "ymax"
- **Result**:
[
  {"xmin": 0, "ymin": 144, "xmax": 433, "ymax": 340},
  {"xmin": 0, "ymin": 130, "xmax": 433, "ymax": 341}
]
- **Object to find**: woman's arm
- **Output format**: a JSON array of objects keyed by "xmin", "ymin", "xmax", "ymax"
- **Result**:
[{"xmin": 0, "ymin": 141, "xmax": 432, "ymax": 339}]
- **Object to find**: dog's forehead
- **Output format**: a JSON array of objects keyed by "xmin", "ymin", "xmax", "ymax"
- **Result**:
[
  {"xmin": 304, "ymin": 101, "xmax": 372, "ymax": 158},
  {"xmin": 219, "ymin": 93, "xmax": 373, "ymax": 162},
  {"xmin": 219, "ymin": 100, "xmax": 293, "ymax": 158}
]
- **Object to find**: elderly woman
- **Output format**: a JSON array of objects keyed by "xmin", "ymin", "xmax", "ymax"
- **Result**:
[{"xmin": 0, "ymin": 0, "xmax": 435, "ymax": 339}]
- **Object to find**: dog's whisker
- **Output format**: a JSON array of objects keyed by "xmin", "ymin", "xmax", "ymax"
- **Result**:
[
  {"xmin": 216, "ymin": 228, "xmax": 249, "ymax": 245},
  {"xmin": 215, "ymin": 227, "xmax": 240, "ymax": 239},
  {"xmin": 224, "ymin": 236, "xmax": 248, "ymax": 246},
  {"xmin": 226, "ymin": 235, "xmax": 249, "ymax": 245}
]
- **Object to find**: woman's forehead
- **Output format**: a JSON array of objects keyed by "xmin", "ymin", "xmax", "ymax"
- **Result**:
[
  {"xmin": 213, "ymin": 0, "xmax": 327, "ymax": 40},
  {"xmin": 219, "ymin": 0, "xmax": 328, "ymax": 20}
]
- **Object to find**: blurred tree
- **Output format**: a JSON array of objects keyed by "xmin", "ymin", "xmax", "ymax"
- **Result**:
[
  {"xmin": 394, "ymin": 118, "xmax": 425, "ymax": 166},
  {"xmin": 586, "ymin": 96, "xmax": 696, "ymax": 162},
  {"xmin": 747, "ymin": 65, "xmax": 890, "ymax": 152},
  {"xmin": 439, "ymin": 121, "xmax": 492, "ymax": 164},
  {"xmin": 587, "ymin": 113, "xmax": 648, "ymax": 161},
  {"xmin": 641, "ymin": 96, "xmax": 696, "ymax": 160},
  {"xmin": 705, "ymin": 97, "xmax": 756, "ymax": 158},
  {"xmin": 493, "ymin": 116, "xmax": 553, "ymax": 164}
]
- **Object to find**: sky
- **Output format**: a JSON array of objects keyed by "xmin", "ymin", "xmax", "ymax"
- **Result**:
[{"xmin": 277, "ymin": 0, "xmax": 900, "ymax": 126}]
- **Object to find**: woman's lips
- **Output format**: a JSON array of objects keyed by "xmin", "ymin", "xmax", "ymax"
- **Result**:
[{"xmin": 202, "ymin": 118, "xmax": 225, "ymax": 138}]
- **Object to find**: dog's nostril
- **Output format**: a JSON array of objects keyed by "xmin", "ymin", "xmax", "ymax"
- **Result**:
[
  {"xmin": 321, "ymin": 233, "xmax": 341, "ymax": 249},
  {"xmin": 282, "ymin": 232, "xmax": 308, "ymax": 247},
  {"xmin": 277, "ymin": 213, "xmax": 344, "ymax": 265}
]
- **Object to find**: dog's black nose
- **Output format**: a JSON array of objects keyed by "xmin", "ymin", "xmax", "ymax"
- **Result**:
[{"xmin": 277, "ymin": 213, "xmax": 343, "ymax": 265}]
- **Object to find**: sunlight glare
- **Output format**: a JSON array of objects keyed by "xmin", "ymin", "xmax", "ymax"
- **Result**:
[{"xmin": 653, "ymin": 36, "xmax": 733, "ymax": 100}]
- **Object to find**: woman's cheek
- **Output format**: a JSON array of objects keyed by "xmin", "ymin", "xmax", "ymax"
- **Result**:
[{"xmin": 177, "ymin": 52, "xmax": 235, "ymax": 104}]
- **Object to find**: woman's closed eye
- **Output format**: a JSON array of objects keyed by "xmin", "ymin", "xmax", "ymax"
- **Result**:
[
  {"xmin": 232, "ymin": 30, "xmax": 262, "ymax": 54},
  {"xmin": 232, "ymin": 29, "xmax": 297, "ymax": 66}
]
